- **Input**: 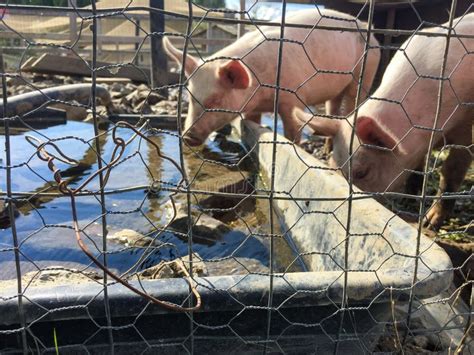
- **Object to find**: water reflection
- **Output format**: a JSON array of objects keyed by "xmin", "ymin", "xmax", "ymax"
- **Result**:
[{"xmin": 0, "ymin": 122, "xmax": 277, "ymax": 280}]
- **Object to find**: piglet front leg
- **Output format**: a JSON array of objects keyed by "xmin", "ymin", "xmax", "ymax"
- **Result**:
[
  {"xmin": 424, "ymin": 125, "xmax": 472, "ymax": 230},
  {"xmin": 279, "ymin": 103, "xmax": 304, "ymax": 144}
]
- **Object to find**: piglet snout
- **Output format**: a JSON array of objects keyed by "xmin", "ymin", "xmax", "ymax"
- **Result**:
[
  {"xmin": 183, "ymin": 133, "xmax": 204, "ymax": 147},
  {"xmin": 183, "ymin": 118, "xmax": 206, "ymax": 146}
]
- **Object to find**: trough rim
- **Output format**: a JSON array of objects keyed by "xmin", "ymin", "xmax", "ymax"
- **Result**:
[{"xmin": 0, "ymin": 266, "xmax": 450, "ymax": 326}]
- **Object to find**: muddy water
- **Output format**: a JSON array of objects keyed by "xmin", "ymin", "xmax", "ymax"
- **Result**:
[{"xmin": 0, "ymin": 121, "xmax": 300, "ymax": 280}]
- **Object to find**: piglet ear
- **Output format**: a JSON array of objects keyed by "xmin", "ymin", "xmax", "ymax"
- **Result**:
[
  {"xmin": 162, "ymin": 37, "xmax": 199, "ymax": 76},
  {"xmin": 293, "ymin": 107, "xmax": 339, "ymax": 137},
  {"xmin": 218, "ymin": 60, "xmax": 250, "ymax": 89},
  {"xmin": 356, "ymin": 116, "xmax": 396, "ymax": 149}
]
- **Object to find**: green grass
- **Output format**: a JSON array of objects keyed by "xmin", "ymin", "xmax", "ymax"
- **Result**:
[{"xmin": 53, "ymin": 327, "xmax": 59, "ymax": 355}]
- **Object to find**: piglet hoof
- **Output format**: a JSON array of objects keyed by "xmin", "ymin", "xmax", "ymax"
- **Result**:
[
  {"xmin": 423, "ymin": 204, "xmax": 447, "ymax": 231},
  {"xmin": 323, "ymin": 137, "xmax": 333, "ymax": 155}
]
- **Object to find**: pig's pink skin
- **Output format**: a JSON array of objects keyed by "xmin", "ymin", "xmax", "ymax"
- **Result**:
[
  {"xmin": 163, "ymin": 9, "xmax": 380, "ymax": 145},
  {"xmin": 295, "ymin": 13, "xmax": 473, "ymax": 228}
]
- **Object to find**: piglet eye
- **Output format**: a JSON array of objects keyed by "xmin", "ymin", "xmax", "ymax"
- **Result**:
[{"xmin": 353, "ymin": 168, "xmax": 368, "ymax": 180}]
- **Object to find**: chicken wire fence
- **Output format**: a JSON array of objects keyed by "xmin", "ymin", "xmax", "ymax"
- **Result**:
[{"xmin": 0, "ymin": 0, "xmax": 472, "ymax": 354}]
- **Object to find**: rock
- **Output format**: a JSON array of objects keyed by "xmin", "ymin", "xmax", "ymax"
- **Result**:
[
  {"xmin": 147, "ymin": 92, "xmax": 165, "ymax": 105},
  {"xmin": 124, "ymin": 90, "xmax": 140, "ymax": 106},
  {"xmin": 63, "ymin": 77, "xmax": 75, "ymax": 84},
  {"xmin": 0, "ymin": 200, "xmax": 19, "ymax": 229},
  {"xmin": 32, "ymin": 74, "xmax": 47, "ymax": 83},
  {"xmin": 111, "ymin": 90, "xmax": 125, "ymax": 100},
  {"xmin": 154, "ymin": 100, "xmax": 177, "ymax": 113},
  {"xmin": 15, "ymin": 85, "xmax": 31, "ymax": 95},
  {"xmin": 50, "ymin": 75, "xmax": 64, "ymax": 84},
  {"xmin": 65, "ymin": 105, "xmax": 88, "ymax": 120},
  {"xmin": 165, "ymin": 202, "xmax": 232, "ymax": 245},
  {"xmin": 136, "ymin": 83, "xmax": 149, "ymax": 92},
  {"xmin": 167, "ymin": 87, "xmax": 181, "ymax": 101},
  {"xmin": 111, "ymin": 103, "xmax": 129, "ymax": 114},
  {"xmin": 122, "ymin": 83, "xmax": 137, "ymax": 95},
  {"xmin": 6, "ymin": 76, "xmax": 25, "ymax": 87},
  {"xmin": 135, "ymin": 99, "xmax": 152, "ymax": 114},
  {"xmin": 153, "ymin": 107, "xmax": 168, "ymax": 115},
  {"xmin": 136, "ymin": 253, "xmax": 208, "ymax": 279},
  {"xmin": 107, "ymin": 229, "xmax": 156, "ymax": 247},
  {"xmin": 301, "ymin": 135, "xmax": 329, "ymax": 161},
  {"xmin": 84, "ymin": 107, "xmax": 109, "ymax": 125}
]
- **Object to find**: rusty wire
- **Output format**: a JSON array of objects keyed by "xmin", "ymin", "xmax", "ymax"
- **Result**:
[{"xmin": 25, "ymin": 122, "xmax": 202, "ymax": 312}]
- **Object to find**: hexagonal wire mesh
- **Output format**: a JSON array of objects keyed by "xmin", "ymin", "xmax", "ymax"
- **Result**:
[{"xmin": 0, "ymin": 0, "xmax": 472, "ymax": 353}]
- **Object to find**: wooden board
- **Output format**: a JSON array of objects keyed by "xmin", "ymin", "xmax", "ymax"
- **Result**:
[{"xmin": 22, "ymin": 53, "xmax": 150, "ymax": 83}]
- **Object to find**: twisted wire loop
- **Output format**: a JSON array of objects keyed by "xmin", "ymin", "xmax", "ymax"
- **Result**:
[{"xmin": 25, "ymin": 121, "xmax": 202, "ymax": 312}]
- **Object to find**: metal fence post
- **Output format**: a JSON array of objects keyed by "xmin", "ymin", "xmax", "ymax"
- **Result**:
[
  {"xmin": 135, "ymin": 17, "xmax": 141, "ymax": 65},
  {"xmin": 150, "ymin": 0, "xmax": 167, "ymax": 94},
  {"xmin": 238, "ymin": 0, "xmax": 245, "ymax": 37},
  {"xmin": 69, "ymin": 0, "xmax": 77, "ymax": 45}
]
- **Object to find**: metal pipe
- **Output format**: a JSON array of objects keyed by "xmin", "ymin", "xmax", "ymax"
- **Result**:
[{"xmin": 0, "ymin": 84, "xmax": 111, "ymax": 117}]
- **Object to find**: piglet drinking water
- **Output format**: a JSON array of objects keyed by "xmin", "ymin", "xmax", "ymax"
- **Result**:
[
  {"xmin": 294, "ymin": 13, "xmax": 474, "ymax": 229},
  {"xmin": 163, "ymin": 8, "xmax": 380, "ymax": 146}
]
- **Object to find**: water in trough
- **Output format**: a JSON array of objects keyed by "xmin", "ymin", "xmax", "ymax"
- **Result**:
[{"xmin": 0, "ymin": 119, "xmax": 301, "ymax": 282}]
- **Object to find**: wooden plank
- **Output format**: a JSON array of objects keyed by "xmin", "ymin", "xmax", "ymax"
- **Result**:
[
  {"xmin": 18, "ymin": 53, "xmax": 180, "ymax": 84},
  {"xmin": 0, "ymin": 31, "xmax": 235, "ymax": 46},
  {"xmin": 17, "ymin": 56, "xmax": 37, "ymax": 71},
  {"xmin": 5, "ymin": 6, "xmax": 149, "ymax": 19},
  {"xmin": 21, "ymin": 53, "xmax": 152, "ymax": 83}
]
